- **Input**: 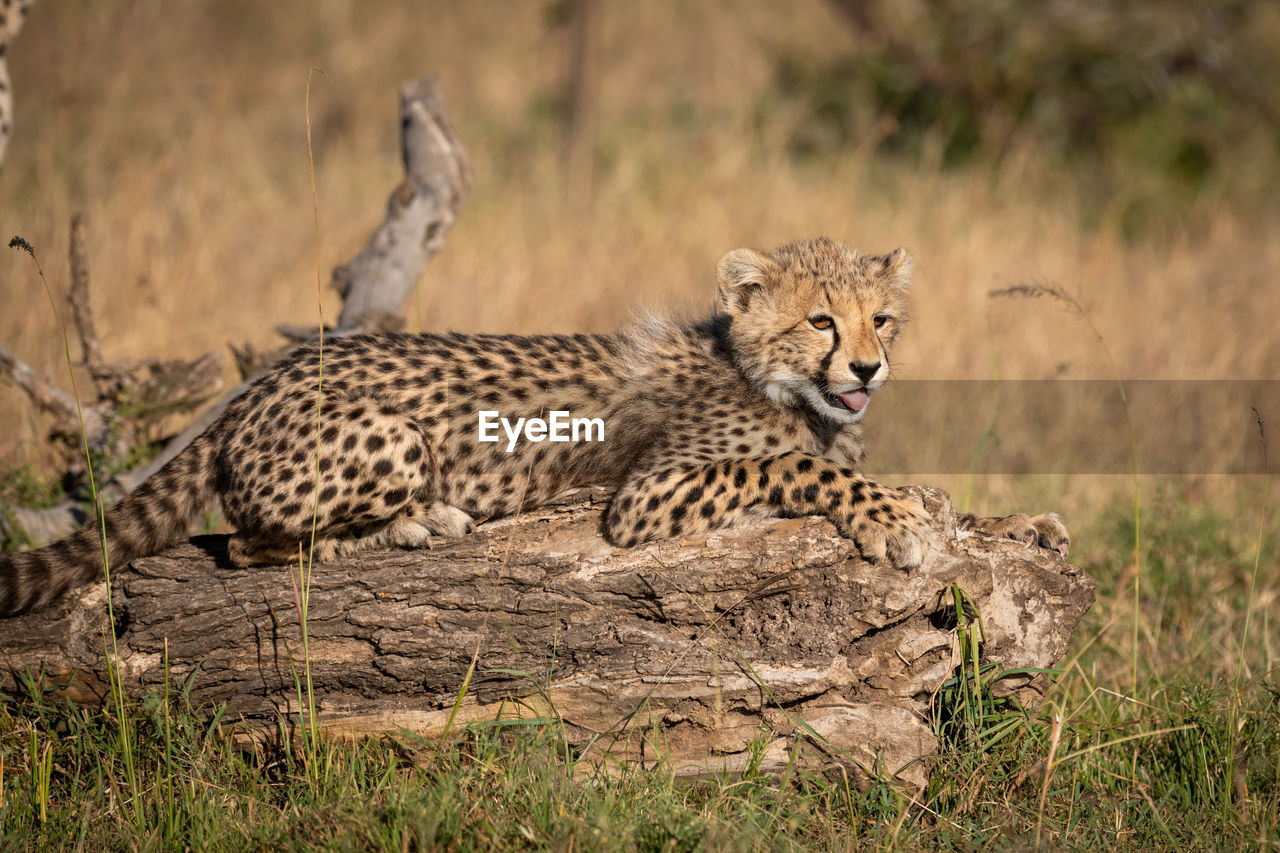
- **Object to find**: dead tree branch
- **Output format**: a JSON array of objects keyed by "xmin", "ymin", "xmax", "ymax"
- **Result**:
[
  {"xmin": 0, "ymin": 487, "xmax": 1097, "ymax": 791},
  {"xmin": 330, "ymin": 74, "xmax": 470, "ymax": 334},
  {"xmin": 66, "ymin": 212, "xmax": 109, "ymax": 397},
  {"xmin": 0, "ymin": 341, "xmax": 109, "ymax": 443}
]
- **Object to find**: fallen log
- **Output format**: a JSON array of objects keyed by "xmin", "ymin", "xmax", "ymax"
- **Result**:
[{"xmin": 0, "ymin": 486, "xmax": 1095, "ymax": 791}]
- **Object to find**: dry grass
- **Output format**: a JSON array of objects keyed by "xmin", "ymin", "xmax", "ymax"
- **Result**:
[
  {"xmin": 1, "ymin": 2, "xmax": 1277, "ymax": 671},
  {"xmin": 4, "ymin": 2, "xmax": 1276, "ymax": 392}
]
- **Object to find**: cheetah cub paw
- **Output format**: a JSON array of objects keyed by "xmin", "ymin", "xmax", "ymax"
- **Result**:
[
  {"xmin": 959, "ymin": 512, "xmax": 1070, "ymax": 557},
  {"xmin": 413, "ymin": 502, "xmax": 476, "ymax": 538},
  {"xmin": 836, "ymin": 488, "xmax": 931, "ymax": 570}
]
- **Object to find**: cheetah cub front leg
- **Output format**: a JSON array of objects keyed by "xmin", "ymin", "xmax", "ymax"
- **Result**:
[
  {"xmin": 958, "ymin": 512, "xmax": 1070, "ymax": 557},
  {"xmin": 605, "ymin": 451, "xmax": 930, "ymax": 569}
]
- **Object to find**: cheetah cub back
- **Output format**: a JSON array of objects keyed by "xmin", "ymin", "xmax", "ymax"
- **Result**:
[{"xmin": 1, "ymin": 236, "xmax": 1068, "ymax": 617}]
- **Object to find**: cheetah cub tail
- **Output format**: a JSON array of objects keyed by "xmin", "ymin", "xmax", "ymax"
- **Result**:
[{"xmin": 0, "ymin": 436, "xmax": 219, "ymax": 618}]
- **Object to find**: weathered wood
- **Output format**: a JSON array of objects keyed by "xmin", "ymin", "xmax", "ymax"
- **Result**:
[
  {"xmin": 331, "ymin": 74, "xmax": 470, "ymax": 333},
  {"xmin": 0, "ymin": 486, "xmax": 1096, "ymax": 791},
  {"xmin": 0, "ymin": 340, "xmax": 111, "ymax": 445},
  {"xmin": 67, "ymin": 211, "xmax": 107, "ymax": 396}
]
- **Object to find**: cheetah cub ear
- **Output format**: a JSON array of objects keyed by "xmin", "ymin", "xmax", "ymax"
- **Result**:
[
  {"xmin": 871, "ymin": 247, "xmax": 914, "ymax": 293},
  {"xmin": 717, "ymin": 248, "xmax": 780, "ymax": 315}
]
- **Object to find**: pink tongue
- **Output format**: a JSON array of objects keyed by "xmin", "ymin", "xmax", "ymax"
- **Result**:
[{"xmin": 838, "ymin": 389, "xmax": 869, "ymax": 411}]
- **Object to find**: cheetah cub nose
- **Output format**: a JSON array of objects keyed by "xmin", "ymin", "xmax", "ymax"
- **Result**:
[{"xmin": 850, "ymin": 361, "xmax": 881, "ymax": 385}]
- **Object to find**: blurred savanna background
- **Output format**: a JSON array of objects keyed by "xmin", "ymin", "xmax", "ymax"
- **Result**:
[
  {"xmin": 1, "ymin": 0, "xmax": 1279, "ymax": 848},
  {"xmin": 3, "ymin": 2, "xmax": 1279, "ymax": 451}
]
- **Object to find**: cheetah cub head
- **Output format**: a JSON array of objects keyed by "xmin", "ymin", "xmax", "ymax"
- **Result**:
[{"xmin": 717, "ymin": 236, "xmax": 911, "ymax": 425}]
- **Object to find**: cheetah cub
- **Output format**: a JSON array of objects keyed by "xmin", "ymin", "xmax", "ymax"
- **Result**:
[{"xmin": 0, "ymin": 237, "xmax": 1067, "ymax": 616}]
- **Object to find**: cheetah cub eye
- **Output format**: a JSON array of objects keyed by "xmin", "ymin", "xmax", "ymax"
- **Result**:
[
  {"xmin": 873, "ymin": 314, "xmax": 890, "ymax": 329},
  {"xmin": 809, "ymin": 316, "xmax": 834, "ymax": 331}
]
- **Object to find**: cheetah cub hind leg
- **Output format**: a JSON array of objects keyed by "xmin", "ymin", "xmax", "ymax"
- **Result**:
[
  {"xmin": 959, "ymin": 512, "xmax": 1070, "ymax": 557},
  {"xmin": 226, "ymin": 504, "xmax": 474, "ymax": 567},
  {"xmin": 320, "ymin": 502, "xmax": 474, "ymax": 559},
  {"xmin": 227, "ymin": 535, "xmax": 309, "ymax": 567},
  {"xmin": 408, "ymin": 501, "xmax": 475, "ymax": 538},
  {"xmin": 325, "ymin": 517, "xmax": 438, "ymax": 559},
  {"xmin": 227, "ymin": 517, "xmax": 437, "ymax": 566}
]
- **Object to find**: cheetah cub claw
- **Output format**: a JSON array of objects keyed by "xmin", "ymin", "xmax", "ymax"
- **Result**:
[{"xmin": 958, "ymin": 512, "xmax": 1070, "ymax": 557}]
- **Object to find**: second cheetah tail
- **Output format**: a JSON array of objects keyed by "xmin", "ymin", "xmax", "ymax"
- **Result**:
[{"xmin": 0, "ymin": 435, "xmax": 220, "ymax": 618}]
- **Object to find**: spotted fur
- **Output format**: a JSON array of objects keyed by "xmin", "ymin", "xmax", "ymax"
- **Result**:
[{"xmin": 0, "ymin": 236, "xmax": 1067, "ymax": 616}]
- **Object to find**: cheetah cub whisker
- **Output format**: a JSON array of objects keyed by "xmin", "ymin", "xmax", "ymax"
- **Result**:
[{"xmin": 0, "ymin": 236, "xmax": 1068, "ymax": 617}]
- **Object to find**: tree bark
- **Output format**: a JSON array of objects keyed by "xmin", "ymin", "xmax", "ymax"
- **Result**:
[{"xmin": 0, "ymin": 486, "xmax": 1095, "ymax": 791}]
